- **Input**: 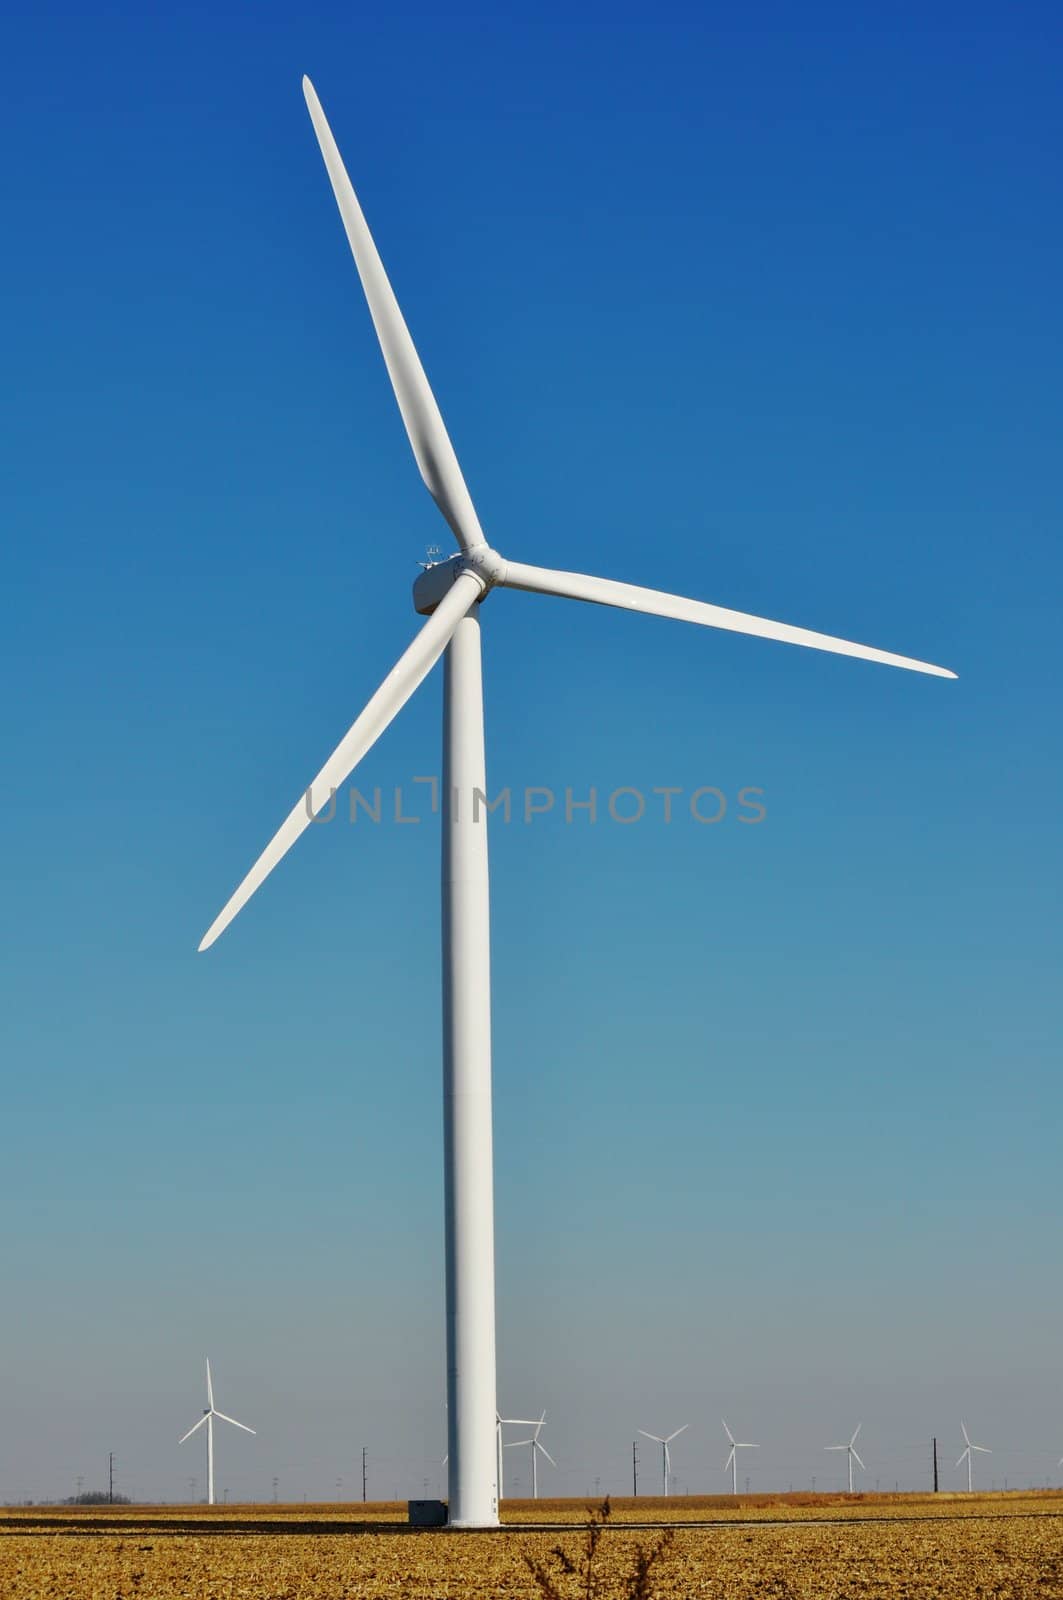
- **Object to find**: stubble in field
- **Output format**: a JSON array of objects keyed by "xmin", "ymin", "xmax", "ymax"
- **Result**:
[{"xmin": 2, "ymin": 1494, "xmax": 1061, "ymax": 1599}]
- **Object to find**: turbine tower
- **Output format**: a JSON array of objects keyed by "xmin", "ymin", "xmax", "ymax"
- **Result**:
[
  {"xmin": 197, "ymin": 75, "xmax": 957, "ymax": 1530},
  {"xmin": 826, "ymin": 1424, "xmax": 865, "ymax": 1493},
  {"xmin": 956, "ymin": 1421, "xmax": 990, "ymax": 1492},
  {"xmin": 638, "ymin": 1425, "xmax": 689, "ymax": 1497},
  {"xmin": 178, "ymin": 1360, "xmax": 255, "ymax": 1506},
  {"xmin": 504, "ymin": 1412, "xmax": 555, "ymax": 1499},
  {"xmin": 722, "ymin": 1419, "xmax": 758, "ymax": 1495}
]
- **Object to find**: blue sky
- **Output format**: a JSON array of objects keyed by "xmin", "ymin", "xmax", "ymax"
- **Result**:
[{"xmin": 2, "ymin": 2, "xmax": 1061, "ymax": 1501}]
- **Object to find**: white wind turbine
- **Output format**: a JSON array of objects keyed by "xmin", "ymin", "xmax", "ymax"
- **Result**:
[
  {"xmin": 198, "ymin": 75, "xmax": 957, "ymax": 1529},
  {"xmin": 956, "ymin": 1421, "xmax": 990, "ymax": 1492},
  {"xmin": 638, "ymin": 1425, "xmax": 689, "ymax": 1497},
  {"xmin": 826, "ymin": 1424, "xmax": 865, "ymax": 1493},
  {"xmin": 495, "ymin": 1412, "xmax": 537, "ymax": 1501},
  {"xmin": 722, "ymin": 1418, "xmax": 758, "ymax": 1495},
  {"xmin": 504, "ymin": 1412, "xmax": 555, "ymax": 1499},
  {"xmin": 178, "ymin": 1360, "xmax": 255, "ymax": 1506}
]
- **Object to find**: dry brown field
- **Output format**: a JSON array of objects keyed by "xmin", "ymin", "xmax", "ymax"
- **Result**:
[{"xmin": 2, "ymin": 1492, "xmax": 1061, "ymax": 1598}]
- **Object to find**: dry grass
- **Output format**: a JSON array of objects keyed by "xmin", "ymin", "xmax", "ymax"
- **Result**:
[{"xmin": 2, "ymin": 1492, "xmax": 1061, "ymax": 1598}]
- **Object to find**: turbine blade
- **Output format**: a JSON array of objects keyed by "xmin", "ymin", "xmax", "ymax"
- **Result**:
[
  {"xmin": 537, "ymin": 1443, "xmax": 557, "ymax": 1468},
  {"xmin": 302, "ymin": 78, "xmax": 486, "ymax": 553},
  {"xmin": 505, "ymin": 1438, "xmax": 532, "ymax": 1448},
  {"xmin": 213, "ymin": 1410, "xmax": 256, "ymax": 1435},
  {"xmin": 638, "ymin": 1430, "xmax": 664, "ymax": 1444},
  {"xmin": 725, "ymin": 1447, "xmax": 735, "ymax": 1471},
  {"xmin": 198, "ymin": 571, "xmax": 482, "ymax": 950},
  {"xmin": 961, "ymin": 1422, "xmax": 971, "ymax": 1446},
  {"xmin": 825, "ymin": 1445, "xmax": 846, "ymax": 1451},
  {"xmin": 178, "ymin": 1415, "xmax": 208, "ymax": 1444},
  {"xmin": 972, "ymin": 1445, "xmax": 991, "ymax": 1454},
  {"xmin": 205, "ymin": 1359, "xmax": 214, "ymax": 1411},
  {"xmin": 666, "ymin": 1425, "xmax": 690, "ymax": 1442},
  {"xmin": 721, "ymin": 1419, "xmax": 736, "ymax": 1445},
  {"xmin": 956, "ymin": 1449, "xmax": 969, "ymax": 1468},
  {"xmin": 851, "ymin": 1450, "xmax": 865, "ymax": 1470},
  {"xmin": 851, "ymin": 1424, "xmax": 862, "ymax": 1447},
  {"xmin": 501, "ymin": 561, "xmax": 956, "ymax": 679}
]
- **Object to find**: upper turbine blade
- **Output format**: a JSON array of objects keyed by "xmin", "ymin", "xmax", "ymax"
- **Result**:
[
  {"xmin": 214, "ymin": 1410, "xmax": 256, "ymax": 1435},
  {"xmin": 199, "ymin": 570, "xmax": 482, "ymax": 951},
  {"xmin": 501, "ymin": 561, "xmax": 956, "ymax": 679},
  {"xmin": 179, "ymin": 1415, "xmax": 209, "ymax": 1444},
  {"xmin": 303, "ymin": 78, "xmax": 486, "ymax": 554},
  {"xmin": 206, "ymin": 1359, "xmax": 214, "ymax": 1410}
]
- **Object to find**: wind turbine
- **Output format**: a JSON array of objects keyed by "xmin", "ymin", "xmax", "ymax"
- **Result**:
[
  {"xmin": 722, "ymin": 1419, "xmax": 758, "ymax": 1495},
  {"xmin": 956, "ymin": 1421, "xmax": 990, "ymax": 1492},
  {"xmin": 638, "ymin": 1425, "xmax": 689, "ymax": 1497},
  {"xmin": 826, "ymin": 1424, "xmax": 865, "ymax": 1493},
  {"xmin": 504, "ymin": 1412, "xmax": 555, "ymax": 1499},
  {"xmin": 197, "ymin": 75, "xmax": 957, "ymax": 1529},
  {"xmin": 178, "ymin": 1360, "xmax": 255, "ymax": 1506},
  {"xmin": 494, "ymin": 1412, "xmax": 540, "ymax": 1501}
]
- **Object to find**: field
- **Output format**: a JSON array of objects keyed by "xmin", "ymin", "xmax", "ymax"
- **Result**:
[{"xmin": 3, "ymin": 1492, "xmax": 1062, "ymax": 1598}]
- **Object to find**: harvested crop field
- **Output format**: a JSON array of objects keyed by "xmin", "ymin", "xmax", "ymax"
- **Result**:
[{"xmin": 2, "ymin": 1493, "xmax": 1061, "ymax": 1598}]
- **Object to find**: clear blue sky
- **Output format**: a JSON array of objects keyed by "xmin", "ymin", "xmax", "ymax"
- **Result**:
[{"xmin": 2, "ymin": 1, "xmax": 1061, "ymax": 1502}]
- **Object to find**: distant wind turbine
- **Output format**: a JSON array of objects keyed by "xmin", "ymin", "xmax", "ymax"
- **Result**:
[
  {"xmin": 504, "ymin": 1412, "xmax": 555, "ymax": 1499},
  {"xmin": 494, "ymin": 1411, "xmax": 536, "ymax": 1500},
  {"xmin": 638, "ymin": 1425, "xmax": 688, "ymax": 1497},
  {"xmin": 178, "ymin": 1360, "xmax": 255, "ymax": 1505},
  {"xmin": 956, "ymin": 1421, "xmax": 990, "ymax": 1492},
  {"xmin": 722, "ymin": 1419, "xmax": 758, "ymax": 1495},
  {"xmin": 451, "ymin": 1409, "xmax": 532, "ymax": 1500},
  {"xmin": 825, "ymin": 1424, "xmax": 864, "ymax": 1493}
]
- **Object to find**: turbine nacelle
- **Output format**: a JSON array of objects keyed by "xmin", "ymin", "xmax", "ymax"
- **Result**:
[{"xmin": 413, "ymin": 547, "xmax": 505, "ymax": 615}]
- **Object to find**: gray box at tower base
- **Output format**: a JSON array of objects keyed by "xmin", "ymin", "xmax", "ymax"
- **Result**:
[{"xmin": 408, "ymin": 1499, "xmax": 447, "ymax": 1527}]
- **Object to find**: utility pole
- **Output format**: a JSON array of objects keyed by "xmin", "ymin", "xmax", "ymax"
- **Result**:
[
  {"xmin": 108, "ymin": 1453, "xmax": 114, "ymax": 1505},
  {"xmin": 632, "ymin": 1440, "xmax": 639, "ymax": 1497},
  {"xmin": 76, "ymin": 1475, "xmax": 83, "ymax": 1502},
  {"xmin": 932, "ymin": 1437, "xmax": 939, "ymax": 1493},
  {"xmin": 362, "ymin": 1446, "xmax": 367, "ymax": 1503}
]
